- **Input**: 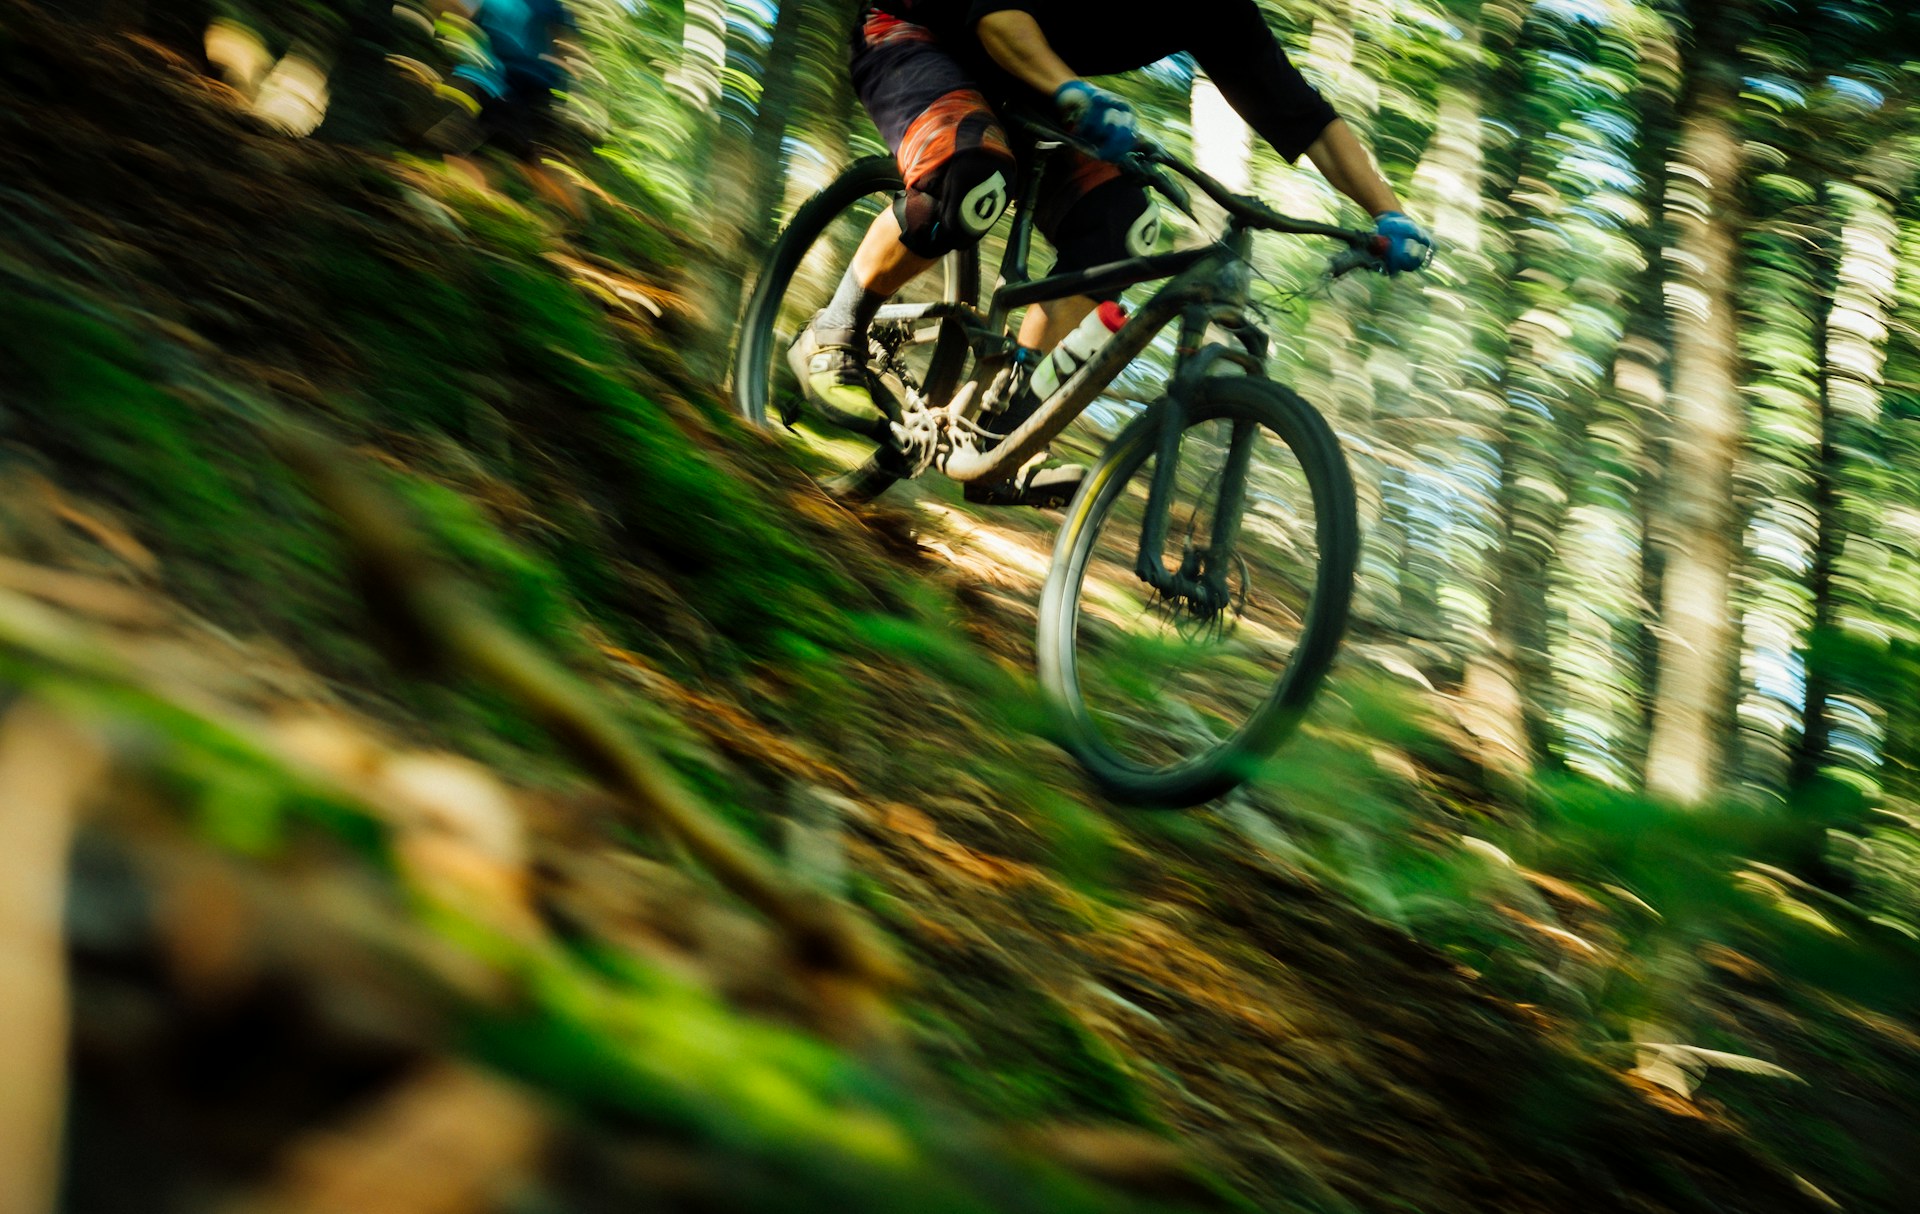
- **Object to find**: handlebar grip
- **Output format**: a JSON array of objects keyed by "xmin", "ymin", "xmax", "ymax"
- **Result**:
[{"xmin": 1329, "ymin": 236, "xmax": 1389, "ymax": 278}]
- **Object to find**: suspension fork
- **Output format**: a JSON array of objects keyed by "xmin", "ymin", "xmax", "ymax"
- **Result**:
[
  {"xmin": 1133, "ymin": 307, "xmax": 1210, "ymax": 601},
  {"xmin": 1202, "ymin": 416, "xmax": 1258, "ymax": 608},
  {"xmin": 1133, "ymin": 306, "xmax": 1263, "ymax": 611},
  {"xmin": 1133, "ymin": 396, "xmax": 1185, "ymax": 594},
  {"xmin": 1137, "ymin": 413, "xmax": 1254, "ymax": 613}
]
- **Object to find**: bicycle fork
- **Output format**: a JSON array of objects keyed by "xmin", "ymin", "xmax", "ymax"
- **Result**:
[{"xmin": 1133, "ymin": 306, "xmax": 1266, "ymax": 615}]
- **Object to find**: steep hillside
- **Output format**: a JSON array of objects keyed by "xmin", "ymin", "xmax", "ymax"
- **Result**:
[{"xmin": 2, "ymin": 6, "xmax": 1912, "ymax": 1213}]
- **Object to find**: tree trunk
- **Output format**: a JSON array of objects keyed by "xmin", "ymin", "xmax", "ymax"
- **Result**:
[
  {"xmin": 1791, "ymin": 180, "xmax": 1900, "ymax": 788},
  {"xmin": 1485, "ymin": 430, "xmax": 1557, "ymax": 765},
  {"xmin": 711, "ymin": 0, "xmax": 811, "ymax": 337},
  {"xmin": 1437, "ymin": 3, "xmax": 1538, "ymax": 774},
  {"xmin": 668, "ymin": 0, "xmax": 729, "ymax": 110},
  {"xmin": 747, "ymin": 0, "xmax": 826, "ymax": 239},
  {"xmin": 1622, "ymin": 25, "xmax": 1679, "ymax": 783},
  {"xmin": 1791, "ymin": 220, "xmax": 1843, "ymax": 791},
  {"xmin": 1644, "ymin": 8, "xmax": 1745, "ymax": 803},
  {"xmin": 1472, "ymin": 6, "xmax": 1560, "ymax": 771}
]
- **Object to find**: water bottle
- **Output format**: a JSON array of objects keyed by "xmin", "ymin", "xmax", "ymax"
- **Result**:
[{"xmin": 1029, "ymin": 301, "xmax": 1127, "ymax": 403}]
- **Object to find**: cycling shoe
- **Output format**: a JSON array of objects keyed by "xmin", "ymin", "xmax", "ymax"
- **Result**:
[{"xmin": 785, "ymin": 319, "xmax": 899, "ymax": 442}]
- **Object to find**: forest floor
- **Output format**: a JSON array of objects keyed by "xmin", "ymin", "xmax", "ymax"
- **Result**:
[{"xmin": 2, "ymin": 5, "xmax": 1915, "ymax": 1212}]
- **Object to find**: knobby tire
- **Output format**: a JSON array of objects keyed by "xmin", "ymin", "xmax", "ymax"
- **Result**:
[{"xmin": 1037, "ymin": 377, "xmax": 1358, "ymax": 806}]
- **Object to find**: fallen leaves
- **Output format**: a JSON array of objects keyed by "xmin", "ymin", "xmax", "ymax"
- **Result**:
[
  {"xmin": 0, "ymin": 554, "xmax": 165, "ymax": 627},
  {"xmin": 1632, "ymin": 1040, "xmax": 1804, "ymax": 1099},
  {"xmin": 274, "ymin": 716, "xmax": 542, "ymax": 939},
  {"xmin": 30, "ymin": 472, "xmax": 161, "ymax": 577}
]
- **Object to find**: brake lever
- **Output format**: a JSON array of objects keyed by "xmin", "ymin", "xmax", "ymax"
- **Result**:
[{"xmin": 1329, "ymin": 235, "xmax": 1390, "ymax": 278}]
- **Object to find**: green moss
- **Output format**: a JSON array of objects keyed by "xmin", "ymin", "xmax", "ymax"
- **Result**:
[
  {"xmin": 464, "ymin": 942, "xmax": 1150, "ymax": 1214},
  {"xmin": 395, "ymin": 475, "xmax": 575, "ymax": 645},
  {"xmin": 0, "ymin": 294, "xmax": 247, "ymax": 541},
  {"xmin": 314, "ymin": 246, "xmax": 496, "ymax": 437},
  {"xmin": 0, "ymin": 290, "xmax": 372, "ymax": 661},
  {"xmin": 917, "ymin": 980, "xmax": 1156, "ymax": 1127}
]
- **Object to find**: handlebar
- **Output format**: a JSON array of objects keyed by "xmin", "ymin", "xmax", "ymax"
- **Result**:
[
  {"xmin": 1328, "ymin": 239, "xmax": 1391, "ymax": 278},
  {"xmin": 1006, "ymin": 111, "xmax": 1389, "ymax": 276}
]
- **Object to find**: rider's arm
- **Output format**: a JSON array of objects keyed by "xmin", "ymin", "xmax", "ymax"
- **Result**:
[
  {"xmin": 974, "ymin": 10, "xmax": 1076, "ymax": 95},
  {"xmin": 1191, "ymin": 2, "xmax": 1398, "ymax": 214},
  {"xmin": 1304, "ymin": 119, "xmax": 1401, "ymax": 217}
]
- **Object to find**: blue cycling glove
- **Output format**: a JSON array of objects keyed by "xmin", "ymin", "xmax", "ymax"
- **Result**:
[
  {"xmin": 1054, "ymin": 80, "xmax": 1138, "ymax": 162},
  {"xmin": 1374, "ymin": 211, "xmax": 1433, "ymax": 273}
]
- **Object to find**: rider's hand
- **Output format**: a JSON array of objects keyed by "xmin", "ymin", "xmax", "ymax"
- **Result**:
[
  {"xmin": 1374, "ymin": 211, "xmax": 1433, "ymax": 273},
  {"xmin": 1054, "ymin": 80, "xmax": 1138, "ymax": 162}
]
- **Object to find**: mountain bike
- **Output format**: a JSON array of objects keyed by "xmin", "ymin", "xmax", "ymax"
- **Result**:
[{"xmin": 734, "ymin": 115, "xmax": 1391, "ymax": 806}]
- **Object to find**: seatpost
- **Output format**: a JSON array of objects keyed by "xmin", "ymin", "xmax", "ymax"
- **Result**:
[{"xmin": 988, "ymin": 145, "xmax": 1051, "ymax": 332}]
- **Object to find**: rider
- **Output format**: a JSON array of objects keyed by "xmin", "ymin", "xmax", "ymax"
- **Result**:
[
  {"xmin": 792, "ymin": 0, "xmax": 1432, "ymax": 506},
  {"xmin": 428, "ymin": 0, "xmax": 580, "ymax": 158}
]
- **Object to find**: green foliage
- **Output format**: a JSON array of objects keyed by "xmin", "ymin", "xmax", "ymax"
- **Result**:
[
  {"xmin": 0, "ymin": 286, "xmax": 368, "ymax": 668},
  {"xmin": 0, "ymin": 294, "xmax": 250, "ymax": 550},
  {"xmin": 913, "ymin": 990, "xmax": 1157, "ymax": 1127},
  {"xmin": 395, "ymin": 476, "xmax": 575, "ymax": 644}
]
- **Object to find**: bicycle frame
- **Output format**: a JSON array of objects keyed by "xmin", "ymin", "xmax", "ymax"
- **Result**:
[
  {"xmin": 877, "ymin": 136, "xmax": 1283, "ymax": 609},
  {"xmin": 882, "ymin": 145, "xmax": 1260, "ymax": 486}
]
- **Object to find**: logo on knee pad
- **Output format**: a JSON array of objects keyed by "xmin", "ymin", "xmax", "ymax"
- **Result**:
[
  {"xmin": 1126, "ymin": 202, "xmax": 1162, "ymax": 256},
  {"xmin": 960, "ymin": 171, "xmax": 1009, "ymax": 235}
]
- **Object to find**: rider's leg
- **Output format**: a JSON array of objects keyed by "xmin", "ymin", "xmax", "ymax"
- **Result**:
[
  {"xmin": 794, "ymin": 148, "xmax": 1011, "ymax": 432},
  {"xmin": 814, "ymin": 207, "xmax": 936, "ymax": 349},
  {"xmin": 820, "ymin": 9, "xmax": 1011, "ymax": 363},
  {"xmin": 801, "ymin": 11, "xmax": 1013, "ymax": 435},
  {"xmin": 1019, "ymin": 295, "xmax": 1096, "ymax": 352}
]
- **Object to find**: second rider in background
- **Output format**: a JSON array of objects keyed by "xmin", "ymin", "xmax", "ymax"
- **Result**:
[{"xmin": 792, "ymin": 0, "xmax": 1432, "ymax": 506}]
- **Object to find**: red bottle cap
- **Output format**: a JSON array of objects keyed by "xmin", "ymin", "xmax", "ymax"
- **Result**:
[{"xmin": 1097, "ymin": 300, "xmax": 1127, "ymax": 331}]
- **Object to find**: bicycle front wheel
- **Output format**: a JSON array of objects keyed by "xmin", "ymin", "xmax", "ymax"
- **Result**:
[
  {"xmin": 1036, "ymin": 377, "xmax": 1358, "ymax": 807},
  {"xmin": 733, "ymin": 156, "xmax": 977, "ymax": 503}
]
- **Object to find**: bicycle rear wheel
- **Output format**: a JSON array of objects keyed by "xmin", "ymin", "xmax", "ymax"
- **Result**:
[
  {"xmin": 1037, "ymin": 377, "xmax": 1358, "ymax": 806},
  {"xmin": 733, "ymin": 156, "xmax": 977, "ymax": 502}
]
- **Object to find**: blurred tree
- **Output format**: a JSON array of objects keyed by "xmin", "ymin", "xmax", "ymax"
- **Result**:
[
  {"xmin": 669, "ymin": 0, "xmax": 727, "ymax": 109},
  {"xmin": 1643, "ymin": 0, "xmax": 1751, "ymax": 803},
  {"xmin": 1790, "ymin": 198, "xmax": 1845, "ymax": 793},
  {"xmin": 711, "ymin": 1, "xmax": 861, "ymax": 345}
]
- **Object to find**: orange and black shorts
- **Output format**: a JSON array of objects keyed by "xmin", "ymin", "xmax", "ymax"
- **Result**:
[{"xmin": 849, "ymin": 5, "xmax": 1155, "ymax": 272}]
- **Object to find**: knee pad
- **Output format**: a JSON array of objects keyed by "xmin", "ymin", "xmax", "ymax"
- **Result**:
[
  {"xmin": 1048, "ymin": 179, "xmax": 1160, "ymax": 285},
  {"xmin": 894, "ymin": 148, "xmax": 1015, "ymax": 258}
]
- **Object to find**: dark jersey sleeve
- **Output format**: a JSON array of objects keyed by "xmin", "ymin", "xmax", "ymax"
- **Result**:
[
  {"xmin": 1189, "ymin": 1, "xmax": 1338, "ymax": 162},
  {"xmin": 955, "ymin": 0, "xmax": 1337, "ymax": 160},
  {"xmin": 965, "ymin": 0, "xmax": 1039, "ymax": 22}
]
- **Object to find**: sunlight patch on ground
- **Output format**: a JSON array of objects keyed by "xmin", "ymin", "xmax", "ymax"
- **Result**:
[{"xmin": 912, "ymin": 499, "xmax": 1057, "ymax": 587}]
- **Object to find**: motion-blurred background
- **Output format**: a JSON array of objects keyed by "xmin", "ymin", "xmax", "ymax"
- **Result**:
[{"xmin": 2, "ymin": 2, "xmax": 1919, "ymax": 1213}]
